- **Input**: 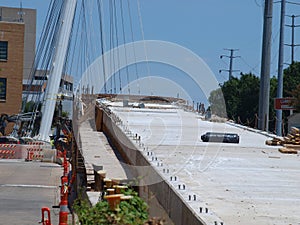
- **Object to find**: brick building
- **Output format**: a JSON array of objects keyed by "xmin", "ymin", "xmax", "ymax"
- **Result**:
[
  {"xmin": 0, "ymin": 6, "xmax": 36, "ymax": 134},
  {"xmin": 0, "ymin": 21, "xmax": 25, "ymax": 133}
]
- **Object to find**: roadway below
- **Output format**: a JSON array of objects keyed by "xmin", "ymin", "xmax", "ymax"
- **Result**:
[{"xmin": 0, "ymin": 160, "xmax": 61, "ymax": 225}]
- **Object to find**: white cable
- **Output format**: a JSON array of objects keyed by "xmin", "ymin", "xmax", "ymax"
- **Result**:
[
  {"xmin": 137, "ymin": 0, "xmax": 153, "ymax": 95},
  {"xmin": 127, "ymin": 0, "xmax": 141, "ymax": 94}
]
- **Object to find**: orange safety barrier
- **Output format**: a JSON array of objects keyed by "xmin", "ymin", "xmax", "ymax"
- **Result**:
[
  {"xmin": 29, "ymin": 142, "xmax": 45, "ymax": 145},
  {"xmin": 26, "ymin": 150, "xmax": 34, "ymax": 161},
  {"xmin": 41, "ymin": 207, "xmax": 52, "ymax": 225},
  {"xmin": 26, "ymin": 148, "xmax": 44, "ymax": 161},
  {"xmin": 0, "ymin": 144, "xmax": 17, "ymax": 149},
  {"xmin": 0, "ymin": 150, "xmax": 16, "ymax": 159}
]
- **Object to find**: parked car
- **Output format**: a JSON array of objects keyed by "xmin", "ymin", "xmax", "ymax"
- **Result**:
[
  {"xmin": 201, "ymin": 132, "xmax": 239, "ymax": 144},
  {"xmin": 0, "ymin": 136, "xmax": 20, "ymax": 144},
  {"xmin": 19, "ymin": 137, "xmax": 34, "ymax": 144}
]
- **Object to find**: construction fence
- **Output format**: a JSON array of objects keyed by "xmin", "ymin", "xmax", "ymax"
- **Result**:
[{"xmin": 0, "ymin": 142, "xmax": 57, "ymax": 162}]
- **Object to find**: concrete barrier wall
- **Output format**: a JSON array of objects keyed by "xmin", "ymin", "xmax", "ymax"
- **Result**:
[
  {"xmin": 99, "ymin": 108, "xmax": 205, "ymax": 225},
  {"xmin": 102, "ymin": 111, "xmax": 138, "ymax": 169},
  {"xmin": 95, "ymin": 107, "xmax": 103, "ymax": 131}
]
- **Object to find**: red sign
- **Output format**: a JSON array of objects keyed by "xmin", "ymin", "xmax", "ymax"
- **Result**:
[{"xmin": 274, "ymin": 98, "xmax": 295, "ymax": 110}]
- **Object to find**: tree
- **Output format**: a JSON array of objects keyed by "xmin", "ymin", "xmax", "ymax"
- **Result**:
[
  {"xmin": 208, "ymin": 62, "xmax": 300, "ymax": 133},
  {"xmin": 290, "ymin": 84, "xmax": 300, "ymax": 112},
  {"xmin": 236, "ymin": 73, "xmax": 260, "ymax": 125},
  {"xmin": 283, "ymin": 62, "xmax": 300, "ymax": 97},
  {"xmin": 281, "ymin": 61, "xmax": 300, "ymax": 132},
  {"xmin": 208, "ymin": 87, "xmax": 227, "ymax": 117},
  {"xmin": 209, "ymin": 73, "xmax": 260, "ymax": 126},
  {"xmin": 221, "ymin": 77, "xmax": 240, "ymax": 120}
]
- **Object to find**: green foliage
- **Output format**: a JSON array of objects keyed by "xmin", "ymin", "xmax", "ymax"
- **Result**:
[
  {"xmin": 61, "ymin": 111, "xmax": 69, "ymax": 118},
  {"xmin": 237, "ymin": 74, "xmax": 260, "ymax": 123},
  {"xmin": 22, "ymin": 100, "xmax": 41, "ymax": 113},
  {"xmin": 283, "ymin": 62, "xmax": 300, "ymax": 97},
  {"xmin": 269, "ymin": 76, "xmax": 278, "ymax": 130},
  {"xmin": 209, "ymin": 73, "xmax": 260, "ymax": 126},
  {"xmin": 283, "ymin": 61, "xmax": 300, "ymax": 113},
  {"xmin": 290, "ymin": 84, "xmax": 300, "ymax": 112},
  {"xmin": 73, "ymin": 199, "xmax": 107, "ymax": 225},
  {"xmin": 208, "ymin": 62, "xmax": 300, "ymax": 132},
  {"xmin": 73, "ymin": 188, "xmax": 148, "ymax": 225},
  {"xmin": 221, "ymin": 77, "xmax": 240, "ymax": 119},
  {"xmin": 208, "ymin": 88, "xmax": 227, "ymax": 117}
]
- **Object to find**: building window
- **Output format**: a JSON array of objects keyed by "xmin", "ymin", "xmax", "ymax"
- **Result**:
[
  {"xmin": 0, "ymin": 78, "xmax": 7, "ymax": 101},
  {"xmin": 0, "ymin": 41, "xmax": 8, "ymax": 61}
]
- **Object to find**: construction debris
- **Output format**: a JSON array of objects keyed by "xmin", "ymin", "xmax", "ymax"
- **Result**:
[
  {"xmin": 266, "ymin": 127, "xmax": 300, "ymax": 154},
  {"xmin": 265, "ymin": 138, "xmax": 282, "ymax": 146},
  {"xmin": 283, "ymin": 144, "xmax": 300, "ymax": 150},
  {"xmin": 278, "ymin": 147, "xmax": 298, "ymax": 154}
]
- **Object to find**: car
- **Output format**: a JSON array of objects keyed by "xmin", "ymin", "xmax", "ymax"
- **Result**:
[
  {"xmin": 0, "ymin": 136, "xmax": 20, "ymax": 144},
  {"xmin": 201, "ymin": 132, "xmax": 239, "ymax": 144},
  {"xmin": 19, "ymin": 137, "xmax": 34, "ymax": 144}
]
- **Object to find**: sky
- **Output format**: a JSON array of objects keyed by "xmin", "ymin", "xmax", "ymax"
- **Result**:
[{"xmin": 1, "ymin": 0, "xmax": 300, "ymax": 103}]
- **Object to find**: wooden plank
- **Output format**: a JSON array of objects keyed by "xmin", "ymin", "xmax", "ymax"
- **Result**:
[
  {"xmin": 284, "ymin": 137, "xmax": 290, "ymax": 142},
  {"xmin": 283, "ymin": 144, "xmax": 300, "ymax": 150},
  {"xmin": 273, "ymin": 137, "xmax": 284, "ymax": 142},
  {"xmin": 291, "ymin": 127, "xmax": 300, "ymax": 134},
  {"xmin": 278, "ymin": 147, "xmax": 298, "ymax": 154},
  {"xmin": 287, "ymin": 134, "xmax": 295, "ymax": 139},
  {"xmin": 266, "ymin": 140, "xmax": 273, "ymax": 145}
]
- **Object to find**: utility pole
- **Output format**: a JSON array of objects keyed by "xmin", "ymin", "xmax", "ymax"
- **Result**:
[
  {"xmin": 258, "ymin": 0, "xmax": 273, "ymax": 131},
  {"xmin": 276, "ymin": 0, "xmax": 286, "ymax": 136},
  {"xmin": 285, "ymin": 15, "xmax": 300, "ymax": 64},
  {"xmin": 220, "ymin": 49, "xmax": 240, "ymax": 80}
]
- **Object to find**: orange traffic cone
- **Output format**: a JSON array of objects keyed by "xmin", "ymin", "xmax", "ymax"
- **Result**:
[{"xmin": 41, "ymin": 207, "xmax": 52, "ymax": 225}]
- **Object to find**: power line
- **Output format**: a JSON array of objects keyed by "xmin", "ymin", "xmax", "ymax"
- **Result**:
[
  {"xmin": 254, "ymin": 0, "xmax": 264, "ymax": 7},
  {"xmin": 285, "ymin": 14, "xmax": 300, "ymax": 64},
  {"xmin": 219, "ymin": 48, "xmax": 240, "ymax": 80},
  {"xmin": 240, "ymin": 56, "xmax": 260, "ymax": 74},
  {"xmin": 286, "ymin": 1, "xmax": 300, "ymax": 6}
]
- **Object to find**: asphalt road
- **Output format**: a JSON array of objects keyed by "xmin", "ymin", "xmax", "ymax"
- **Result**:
[{"xmin": 0, "ymin": 160, "xmax": 62, "ymax": 225}]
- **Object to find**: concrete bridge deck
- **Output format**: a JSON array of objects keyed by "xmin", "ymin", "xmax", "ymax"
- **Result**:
[{"xmin": 100, "ymin": 98, "xmax": 300, "ymax": 225}]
